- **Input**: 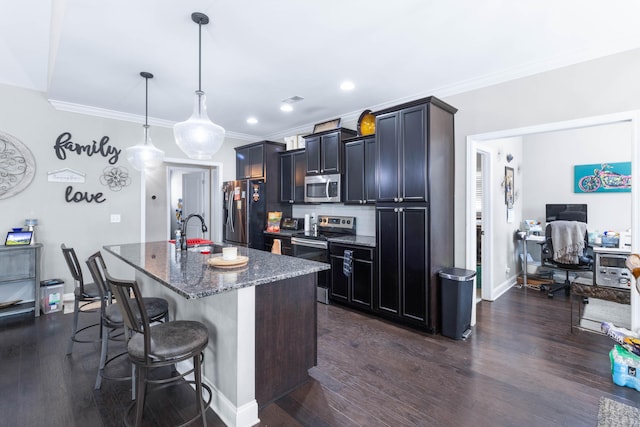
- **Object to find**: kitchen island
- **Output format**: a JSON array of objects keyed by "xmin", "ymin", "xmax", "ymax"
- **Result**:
[{"xmin": 103, "ymin": 241, "xmax": 329, "ymax": 427}]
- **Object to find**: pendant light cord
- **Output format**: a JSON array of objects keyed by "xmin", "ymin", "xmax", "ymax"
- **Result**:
[
  {"xmin": 198, "ymin": 19, "xmax": 202, "ymax": 93},
  {"xmin": 144, "ymin": 75, "xmax": 149, "ymax": 127}
]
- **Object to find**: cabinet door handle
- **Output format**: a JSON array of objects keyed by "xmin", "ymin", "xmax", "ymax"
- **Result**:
[
  {"xmin": 398, "ymin": 197, "xmax": 403, "ymax": 202},
  {"xmin": 399, "ymin": 208, "xmax": 404, "ymax": 212},
  {"xmin": 394, "ymin": 208, "xmax": 398, "ymax": 212},
  {"xmin": 394, "ymin": 197, "xmax": 399, "ymax": 202}
]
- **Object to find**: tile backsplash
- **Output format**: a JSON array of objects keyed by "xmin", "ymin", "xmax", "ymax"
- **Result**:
[{"xmin": 292, "ymin": 204, "xmax": 375, "ymax": 236}]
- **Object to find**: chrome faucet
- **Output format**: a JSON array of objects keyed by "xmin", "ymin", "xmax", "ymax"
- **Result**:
[{"xmin": 181, "ymin": 214, "xmax": 208, "ymax": 250}]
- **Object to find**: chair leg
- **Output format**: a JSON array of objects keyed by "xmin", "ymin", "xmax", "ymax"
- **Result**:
[
  {"xmin": 134, "ymin": 366, "xmax": 147, "ymax": 427},
  {"xmin": 66, "ymin": 298, "xmax": 80, "ymax": 355},
  {"xmin": 194, "ymin": 353, "xmax": 206, "ymax": 427},
  {"xmin": 94, "ymin": 320, "xmax": 108, "ymax": 389}
]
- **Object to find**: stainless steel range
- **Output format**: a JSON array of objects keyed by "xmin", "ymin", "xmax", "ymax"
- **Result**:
[{"xmin": 291, "ymin": 215, "xmax": 356, "ymax": 303}]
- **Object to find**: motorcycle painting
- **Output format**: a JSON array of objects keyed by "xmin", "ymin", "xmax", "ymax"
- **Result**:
[{"xmin": 574, "ymin": 162, "xmax": 631, "ymax": 193}]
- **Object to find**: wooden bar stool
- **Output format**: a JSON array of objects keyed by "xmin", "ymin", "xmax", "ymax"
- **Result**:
[{"xmin": 106, "ymin": 272, "xmax": 212, "ymax": 427}]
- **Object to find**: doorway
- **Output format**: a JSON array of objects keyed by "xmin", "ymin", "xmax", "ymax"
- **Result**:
[
  {"xmin": 475, "ymin": 150, "xmax": 490, "ymax": 303},
  {"xmin": 466, "ymin": 111, "xmax": 640, "ymax": 330},
  {"xmin": 142, "ymin": 157, "xmax": 223, "ymax": 245}
]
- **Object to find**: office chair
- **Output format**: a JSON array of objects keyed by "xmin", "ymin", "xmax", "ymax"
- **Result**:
[{"xmin": 539, "ymin": 216, "xmax": 593, "ymax": 298}]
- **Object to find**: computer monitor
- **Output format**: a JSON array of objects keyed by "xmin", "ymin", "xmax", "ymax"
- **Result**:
[{"xmin": 545, "ymin": 204, "xmax": 587, "ymax": 223}]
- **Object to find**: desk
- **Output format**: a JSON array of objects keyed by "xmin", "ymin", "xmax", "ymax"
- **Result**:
[{"xmin": 516, "ymin": 233, "xmax": 545, "ymax": 288}]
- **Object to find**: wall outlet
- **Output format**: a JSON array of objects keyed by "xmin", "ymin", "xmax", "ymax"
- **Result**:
[
  {"xmin": 110, "ymin": 214, "xmax": 121, "ymax": 223},
  {"xmin": 505, "ymin": 266, "xmax": 511, "ymax": 274}
]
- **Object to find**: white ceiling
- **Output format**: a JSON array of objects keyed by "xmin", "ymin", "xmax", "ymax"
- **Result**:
[{"xmin": 3, "ymin": 0, "xmax": 640, "ymax": 141}]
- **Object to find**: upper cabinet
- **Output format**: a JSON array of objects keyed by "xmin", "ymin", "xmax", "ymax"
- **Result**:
[
  {"xmin": 376, "ymin": 104, "xmax": 432, "ymax": 202},
  {"xmin": 304, "ymin": 128, "xmax": 356, "ymax": 175},
  {"xmin": 279, "ymin": 149, "xmax": 306, "ymax": 204},
  {"xmin": 343, "ymin": 136, "xmax": 376, "ymax": 205},
  {"xmin": 235, "ymin": 141, "xmax": 286, "ymax": 180}
]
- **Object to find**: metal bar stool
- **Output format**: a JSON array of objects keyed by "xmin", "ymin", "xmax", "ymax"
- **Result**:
[
  {"xmin": 61, "ymin": 244, "xmax": 101, "ymax": 355},
  {"xmin": 105, "ymin": 272, "xmax": 212, "ymax": 427},
  {"xmin": 85, "ymin": 251, "xmax": 169, "ymax": 392}
]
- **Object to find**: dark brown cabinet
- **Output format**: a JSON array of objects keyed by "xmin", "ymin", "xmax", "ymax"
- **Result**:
[
  {"xmin": 376, "ymin": 206, "xmax": 428, "ymax": 320},
  {"xmin": 374, "ymin": 96, "xmax": 457, "ymax": 333},
  {"xmin": 304, "ymin": 128, "xmax": 356, "ymax": 175},
  {"xmin": 343, "ymin": 136, "xmax": 376, "ymax": 204},
  {"xmin": 279, "ymin": 149, "xmax": 306, "ymax": 204},
  {"xmin": 264, "ymin": 234, "xmax": 293, "ymax": 256},
  {"xmin": 235, "ymin": 141, "xmax": 285, "ymax": 180},
  {"xmin": 329, "ymin": 243, "xmax": 374, "ymax": 311}
]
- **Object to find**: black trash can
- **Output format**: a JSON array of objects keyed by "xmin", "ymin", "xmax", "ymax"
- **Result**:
[{"xmin": 439, "ymin": 268, "xmax": 476, "ymax": 339}]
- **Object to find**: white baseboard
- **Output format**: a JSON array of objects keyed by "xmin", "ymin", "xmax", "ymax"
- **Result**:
[{"xmin": 175, "ymin": 360, "xmax": 260, "ymax": 427}]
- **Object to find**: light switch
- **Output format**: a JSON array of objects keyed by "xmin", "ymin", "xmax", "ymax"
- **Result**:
[{"xmin": 110, "ymin": 214, "xmax": 121, "ymax": 223}]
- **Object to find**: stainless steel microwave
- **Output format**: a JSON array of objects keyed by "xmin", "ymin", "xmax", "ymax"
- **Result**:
[{"xmin": 304, "ymin": 174, "xmax": 341, "ymax": 203}]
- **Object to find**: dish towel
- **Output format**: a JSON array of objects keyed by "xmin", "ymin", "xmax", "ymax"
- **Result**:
[
  {"xmin": 343, "ymin": 250, "xmax": 353, "ymax": 277},
  {"xmin": 550, "ymin": 220, "xmax": 587, "ymax": 264}
]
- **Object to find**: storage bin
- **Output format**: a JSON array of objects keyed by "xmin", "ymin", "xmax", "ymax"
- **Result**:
[
  {"xmin": 609, "ymin": 344, "xmax": 640, "ymax": 392},
  {"xmin": 40, "ymin": 283, "xmax": 63, "ymax": 314}
]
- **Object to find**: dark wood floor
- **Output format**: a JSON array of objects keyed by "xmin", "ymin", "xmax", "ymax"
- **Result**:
[{"xmin": 1, "ymin": 287, "xmax": 639, "ymax": 426}]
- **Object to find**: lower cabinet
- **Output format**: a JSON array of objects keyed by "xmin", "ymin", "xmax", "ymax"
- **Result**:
[
  {"xmin": 264, "ymin": 234, "xmax": 293, "ymax": 256},
  {"xmin": 329, "ymin": 243, "xmax": 374, "ymax": 311},
  {"xmin": 376, "ymin": 206, "xmax": 431, "ymax": 329}
]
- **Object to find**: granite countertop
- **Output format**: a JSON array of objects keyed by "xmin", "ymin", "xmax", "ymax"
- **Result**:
[
  {"xmin": 328, "ymin": 235, "xmax": 376, "ymax": 247},
  {"xmin": 264, "ymin": 230, "xmax": 376, "ymax": 247},
  {"xmin": 103, "ymin": 241, "xmax": 329, "ymax": 300},
  {"xmin": 263, "ymin": 230, "xmax": 297, "ymax": 238}
]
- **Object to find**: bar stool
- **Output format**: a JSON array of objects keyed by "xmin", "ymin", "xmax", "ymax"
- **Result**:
[
  {"xmin": 61, "ymin": 244, "xmax": 101, "ymax": 355},
  {"xmin": 85, "ymin": 251, "xmax": 169, "ymax": 391},
  {"xmin": 105, "ymin": 272, "xmax": 212, "ymax": 427}
]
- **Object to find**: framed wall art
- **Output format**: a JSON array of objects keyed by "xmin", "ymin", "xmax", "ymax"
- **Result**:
[
  {"xmin": 505, "ymin": 166, "xmax": 514, "ymax": 208},
  {"xmin": 574, "ymin": 162, "xmax": 631, "ymax": 193}
]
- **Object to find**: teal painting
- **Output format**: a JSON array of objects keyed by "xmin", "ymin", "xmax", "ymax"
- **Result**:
[{"xmin": 574, "ymin": 162, "xmax": 631, "ymax": 193}]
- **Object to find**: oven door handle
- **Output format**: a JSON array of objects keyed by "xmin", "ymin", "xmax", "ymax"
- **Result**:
[{"xmin": 291, "ymin": 237, "xmax": 328, "ymax": 250}]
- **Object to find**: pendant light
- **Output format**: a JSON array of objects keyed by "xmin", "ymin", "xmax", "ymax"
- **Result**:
[
  {"xmin": 126, "ymin": 72, "xmax": 164, "ymax": 171},
  {"xmin": 174, "ymin": 12, "xmax": 226, "ymax": 160}
]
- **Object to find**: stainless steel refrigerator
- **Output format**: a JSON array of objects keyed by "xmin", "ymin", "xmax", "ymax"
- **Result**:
[{"xmin": 222, "ymin": 179, "xmax": 267, "ymax": 249}]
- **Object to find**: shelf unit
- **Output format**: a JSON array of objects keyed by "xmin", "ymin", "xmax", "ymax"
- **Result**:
[{"xmin": 0, "ymin": 244, "xmax": 42, "ymax": 317}]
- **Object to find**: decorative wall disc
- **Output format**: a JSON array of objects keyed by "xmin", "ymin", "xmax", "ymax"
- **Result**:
[{"xmin": 0, "ymin": 131, "xmax": 36, "ymax": 200}]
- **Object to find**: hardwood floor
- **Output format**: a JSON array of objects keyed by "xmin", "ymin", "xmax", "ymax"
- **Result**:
[{"xmin": 1, "ymin": 287, "xmax": 639, "ymax": 426}]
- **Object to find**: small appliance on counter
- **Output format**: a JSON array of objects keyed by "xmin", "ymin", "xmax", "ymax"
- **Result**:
[{"xmin": 281, "ymin": 217, "xmax": 304, "ymax": 231}]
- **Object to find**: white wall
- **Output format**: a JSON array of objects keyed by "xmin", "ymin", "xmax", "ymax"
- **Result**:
[
  {"xmin": 445, "ymin": 47, "xmax": 640, "ymax": 267},
  {"xmin": 0, "ymin": 82, "xmax": 247, "ymax": 293},
  {"xmin": 522, "ymin": 122, "xmax": 632, "ymax": 233}
]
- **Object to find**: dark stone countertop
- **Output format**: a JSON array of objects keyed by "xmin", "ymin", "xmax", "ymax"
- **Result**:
[
  {"xmin": 264, "ymin": 230, "xmax": 376, "ymax": 247},
  {"xmin": 328, "ymin": 235, "xmax": 376, "ymax": 247},
  {"xmin": 103, "ymin": 241, "xmax": 329, "ymax": 300}
]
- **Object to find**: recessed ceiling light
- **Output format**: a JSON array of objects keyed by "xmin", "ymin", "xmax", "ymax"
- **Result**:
[
  {"xmin": 246, "ymin": 117, "xmax": 258, "ymax": 124},
  {"xmin": 280, "ymin": 104, "xmax": 293, "ymax": 112},
  {"xmin": 340, "ymin": 81, "xmax": 355, "ymax": 91}
]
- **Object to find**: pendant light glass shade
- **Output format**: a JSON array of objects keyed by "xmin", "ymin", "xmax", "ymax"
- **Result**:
[
  {"xmin": 174, "ymin": 90, "xmax": 225, "ymax": 160},
  {"xmin": 126, "ymin": 125, "xmax": 164, "ymax": 171},
  {"xmin": 174, "ymin": 12, "xmax": 225, "ymax": 160},
  {"xmin": 126, "ymin": 72, "xmax": 164, "ymax": 171}
]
